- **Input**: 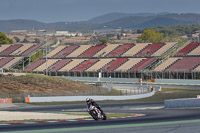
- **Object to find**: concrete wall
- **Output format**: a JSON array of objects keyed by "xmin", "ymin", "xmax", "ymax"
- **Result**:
[
  {"xmin": 60, "ymin": 76, "xmax": 139, "ymax": 83},
  {"xmin": 165, "ymin": 98, "xmax": 200, "ymax": 108},
  {"xmin": 155, "ymin": 79, "xmax": 200, "ymax": 85},
  {"xmin": 60, "ymin": 76, "xmax": 200, "ymax": 85},
  {"xmin": 27, "ymin": 91, "xmax": 155, "ymax": 103}
]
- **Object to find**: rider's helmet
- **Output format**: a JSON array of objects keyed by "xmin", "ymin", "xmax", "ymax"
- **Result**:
[{"xmin": 86, "ymin": 97, "xmax": 91, "ymax": 104}]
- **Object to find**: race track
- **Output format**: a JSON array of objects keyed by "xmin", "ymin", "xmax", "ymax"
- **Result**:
[{"xmin": 0, "ymin": 83, "xmax": 200, "ymax": 133}]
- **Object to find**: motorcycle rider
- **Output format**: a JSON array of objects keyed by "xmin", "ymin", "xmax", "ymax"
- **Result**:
[{"xmin": 86, "ymin": 98, "xmax": 104, "ymax": 115}]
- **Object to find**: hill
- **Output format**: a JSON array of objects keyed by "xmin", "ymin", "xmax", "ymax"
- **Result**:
[
  {"xmin": 0, "ymin": 19, "xmax": 57, "ymax": 33},
  {"xmin": 99, "ymin": 13, "xmax": 200, "ymax": 29},
  {"xmin": 0, "ymin": 74, "xmax": 110, "ymax": 102},
  {"xmin": 1, "ymin": 13, "xmax": 200, "ymax": 32},
  {"xmin": 87, "ymin": 12, "xmax": 169, "ymax": 23}
]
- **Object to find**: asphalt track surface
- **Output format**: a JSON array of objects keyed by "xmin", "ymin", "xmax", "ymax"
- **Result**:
[
  {"xmin": 1, "ymin": 102, "xmax": 200, "ymax": 133},
  {"xmin": 1, "ymin": 84, "xmax": 200, "ymax": 133}
]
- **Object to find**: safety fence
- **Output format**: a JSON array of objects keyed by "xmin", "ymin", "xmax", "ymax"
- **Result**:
[
  {"xmin": 0, "ymin": 84, "xmax": 152, "ymax": 103},
  {"xmin": 0, "ymin": 98, "xmax": 12, "ymax": 103}
]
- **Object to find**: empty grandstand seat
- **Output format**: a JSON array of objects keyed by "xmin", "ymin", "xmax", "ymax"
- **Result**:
[
  {"xmin": 122, "ymin": 43, "xmax": 149, "ymax": 57},
  {"xmin": 2, "ymin": 57, "xmax": 23, "ymax": 69},
  {"xmin": 106, "ymin": 43, "xmax": 135, "ymax": 57},
  {"xmin": 0, "ymin": 57, "xmax": 14, "ymax": 67},
  {"xmin": 53, "ymin": 45, "xmax": 79, "ymax": 58},
  {"xmin": 34, "ymin": 59, "xmax": 58, "ymax": 71},
  {"xmin": 79, "ymin": 44, "xmax": 106, "ymax": 57},
  {"xmin": 129, "ymin": 58, "xmax": 155, "ymax": 72},
  {"xmin": 72, "ymin": 59, "xmax": 99, "ymax": 71},
  {"xmin": 175, "ymin": 42, "xmax": 200, "ymax": 56},
  {"xmin": 20, "ymin": 43, "xmax": 43, "ymax": 56},
  {"xmin": 0, "ymin": 44, "xmax": 23, "ymax": 55},
  {"xmin": 93, "ymin": 44, "xmax": 120, "ymax": 57},
  {"xmin": 0, "ymin": 44, "xmax": 11, "ymax": 53},
  {"xmin": 24, "ymin": 59, "xmax": 46, "ymax": 71},
  {"xmin": 59, "ymin": 59, "xmax": 85, "ymax": 71},
  {"xmin": 165, "ymin": 57, "xmax": 200, "ymax": 72},
  {"xmin": 116, "ymin": 58, "xmax": 144, "ymax": 72},
  {"xmin": 86, "ymin": 58, "xmax": 113, "ymax": 72},
  {"xmin": 101, "ymin": 58, "xmax": 128, "ymax": 72},
  {"xmin": 136, "ymin": 43, "xmax": 165, "ymax": 57},
  {"xmin": 47, "ymin": 46, "xmax": 66, "ymax": 58},
  {"xmin": 153, "ymin": 57, "xmax": 181, "ymax": 72},
  {"xmin": 152, "ymin": 42, "xmax": 176, "ymax": 56},
  {"xmin": 49, "ymin": 59, "xmax": 72, "ymax": 71},
  {"xmin": 187, "ymin": 45, "xmax": 200, "ymax": 56}
]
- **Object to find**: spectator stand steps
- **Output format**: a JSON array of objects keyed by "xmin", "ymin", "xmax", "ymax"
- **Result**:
[
  {"xmin": 129, "ymin": 58, "xmax": 155, "ymax": 72},
  {"xmin": 20, "ymin": 43, "xmax": 43, "ymax": 56},
  {"xmin": 136, "ymin": 43, "xmax": 165, "ymax": 57},
  {"xmin": 106, "ymin": 43, "xmax": 135, "ymax": 57},
  {"xmin": 24, "ymin": 59, "xmax": 46, "ymax": 72},
  {"xmin": 175, "ymin": 42, "xmax": 200, "ymax": 57},
  {"xmin": 53, "ymin": 45, "xmax": 79, "ymax": 58},
  {"xmin": 79, "ymin": 44, "xmax": 106, "ymax": 58},
  {"xmin": 100, "ymin": 58, "xmax": 129, "ymax": 72},
  {"xmin": 0, "ymin": 57, "xmax": 15, "ymax": 67},
  {"xmin": 165, "ymin": 57, "xmax": 200, "ymax": 72},
  {"xmin": 49, "ymin": 59, "xmax": 72, "ymax": 72},
  {"xmin": 72, "ymin": 59, "xmax": 99, "ymax": 72},
  {"xmin": 0, "ymin": 44, "xmax": 23, "ymax": 56}
]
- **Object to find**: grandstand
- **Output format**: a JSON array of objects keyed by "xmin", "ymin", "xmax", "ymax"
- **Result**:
[
  {"xmin": 116, "ymin": 58, "xmax": 144, "ymax": 72},
  {"xmin": 1, "ymin": 42, "xmax": 200, "ymax": 79},
  {"xmin": 136, "ymin": 43, "xmax": 165, "ymax": 57},
  {"xmin": 165, "ymin": 57, "xmax": 200, "ymax": 72},
  {"xmin": 49, "ymin": 59, "xmax": 72, "ymax": 72},
  {"xmin": 106, "ymin": 44, "xmax": 135, "ymax": 57},
  {"xmin": 187, "ymin": 45, "xmax": 200, "ymax": 56},
  {"xmin": 72, "ymin": 59, "xmax": 99, "ymax": 71},
  {"xmin": 153, "ymin": 57, "xmax": 182, "ymax": 72},
  {"xmin": 53, "ymin": 45, "xmax": 79, "ymax": 58},
  {"xmin": 0, "ymin": 43, "xmax": 43, "ymax": 71},
  {"xmin": 79, "ymin": 44, "xmax": 106, "ymax": 57},
  {"xmin": 67, "ymin": 45, "xmax": 92, "ymax": 57},
  {"xmin": 93, "ymin": 44, "xmax": 120, "ymax": 57},
  {"xmin": 122, "ymin": 43, "xmax": 149, "ymax": 57},
  {"xmin": 100, "ymin": 58, "xmax": 129, "ymax": 72},
  {"xmin": 129, "ymin": 58, "xmax": 155, "ymax": 72},
  {"xmin": 0, "ymin": 44, "xmax": 23, "ymax": 55},
  {"xmin": 175, "ymin": 42, "xmax": 200, "ymax": 56},
  {"xmin": 86, "ymin": 59, "xmax": 113, "ymax": 72}
]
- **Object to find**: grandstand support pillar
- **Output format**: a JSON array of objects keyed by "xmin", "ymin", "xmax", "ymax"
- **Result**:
[
  {"xmin": 81, "ymin": 71, "xmax": 83, "ymax": 77},
  {"xmin": 29, "ymin": 56, "xmax": 31, "ymax": 64},
  {"xmin": 23, "ymin": 60, "xmax": 24, "ymax": 71},
  {"xmin": 184, "ymin": 71, "xmax": 186, "ymax": 79}
]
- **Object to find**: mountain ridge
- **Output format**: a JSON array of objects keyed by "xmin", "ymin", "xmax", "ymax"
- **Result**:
[{"xmin": 1, "ymin": 13, "xmax": 200, "ymax": 33}]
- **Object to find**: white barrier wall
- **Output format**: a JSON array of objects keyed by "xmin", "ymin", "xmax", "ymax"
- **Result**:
[
  {"xmin": 26, "ymin": 91, "xmax": 155, "ymax": 103},
  {"xmin": 165, "ymin": 98, "xmax": 200, "ymax": 108}
]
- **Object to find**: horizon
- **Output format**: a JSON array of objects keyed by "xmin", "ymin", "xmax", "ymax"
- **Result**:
[
  {"xmin": 1, "ymin": 0, "xmax": 200, "ymax": 23},
  {"xmin": 0, "ymin": 12, "xmax": 199, "ymax": 23}
]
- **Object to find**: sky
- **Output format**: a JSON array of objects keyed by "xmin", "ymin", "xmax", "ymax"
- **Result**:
[{"xmin": 0, "ymin": 0, "xmax": 200, "ymax": 23}]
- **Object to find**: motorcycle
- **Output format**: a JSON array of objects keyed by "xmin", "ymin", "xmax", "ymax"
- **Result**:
[{"xmin": 88, "ymin": 105, "xmax": 107, "ymax": 121}]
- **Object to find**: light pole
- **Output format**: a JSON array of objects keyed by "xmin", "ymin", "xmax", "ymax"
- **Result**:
[{"xmin": 45, "ymin": 36, "xmax": 48, "ymax": 75}]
